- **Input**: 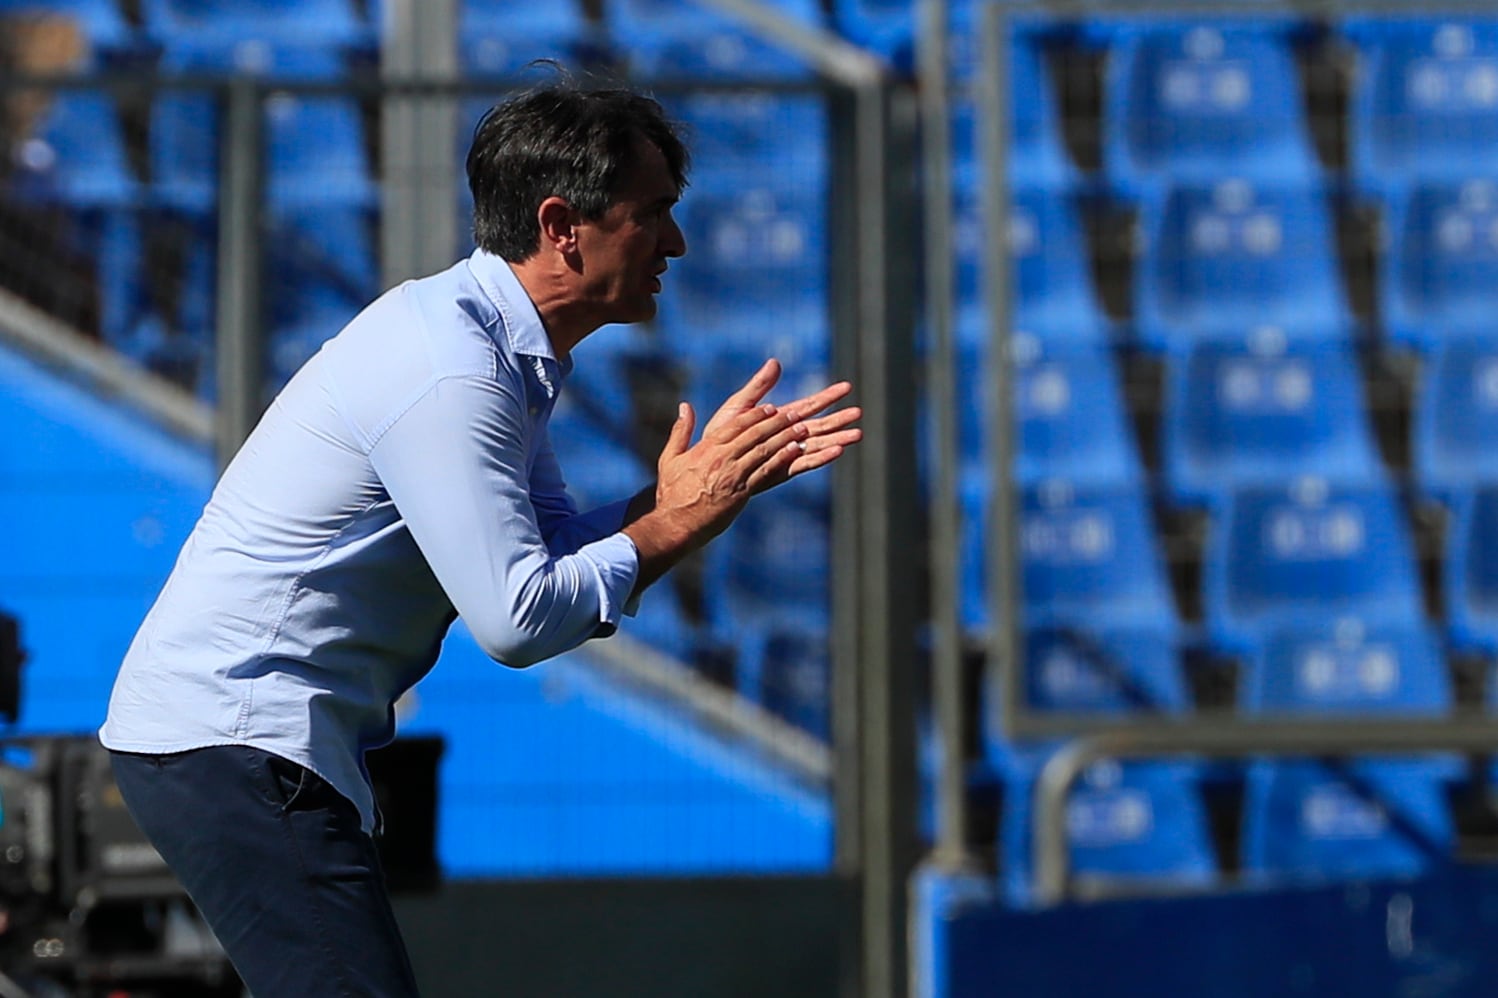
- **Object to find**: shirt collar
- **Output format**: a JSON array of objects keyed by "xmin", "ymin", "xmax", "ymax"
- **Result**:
[{"xmin": 467, "ymin": 248, "xmax": 558, "ymax": 364}]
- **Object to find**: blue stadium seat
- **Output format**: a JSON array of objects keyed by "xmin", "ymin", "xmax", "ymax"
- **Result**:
[
  {"xmin": 1000, "ymin": 759, "xmax": 1217, "ymax": 906},
  {"xmin": 961, "ymin": 474, "xmax": 1178, "ymax": 635},
  {"xmin": 460, "ymin": 3, "xmax": 606, "ymax": 77},
  {"xmin": 141, "ymin": 0, "xmax": 370, "ymax": 52},
  {"xmin": 1412, "ymin": 336, "xmax": 1498, "ymax": 497},
  {"xmin": 1132, "ymin": 179, "xmax": 1354, "ymax": 352},
  {"xmin": 1160, "ymin": 332, "xmax": 1383, "ymax": 509},
  {"xmin": 663, "ymin": 91, "xmax": 827, "ymax": 187},
  {"xmin": 119, "ymin": 204, "xmax": 376, "ymax": 398},
  {"xmin": 953, "ymin": 183, "xmax": 1111, "ymax": 351},
  {"xmin": 1012, "ymin": 621, "xmax": 1188, "ymax": 719},
  {"xmin": 700, "ymin": 486, "xmax": 833, "ymax": 738},
  {"xmin": 661, "ymin": 179, "xmax": 828, "ymax": 366},
  {"xmin": 1240, "ymin": 759, "xmax": 1453, "ymax": 884},
  {"xmin": 19, "ymin": 91, "xmax": 139, "ymax": 211},
  {"xmin": 948, "ymin": 23, "xmax": 1079, "ymax": 190},
  {"xmin": 1241, "ymin": 615, "xmax": 1453, "ymax": 718},
  {"xmin": 547, "ymin": 401, "xmax": 653, "ymax": 514},
  {"xmin": 958, "ymin": 334, "xmax": 1141, "ymax": 487},
  {"xmin": 1443, "ymin": 485, "xmax": 1498, "ymax": 654},
  {"xmin": 979, "ymin": 618, "xmax": 1213, "ymax": 903},
  {"xmin": 263, "ymin": 207, "xmax": 378, "ymax": 389},
  {"xmin": 9, "ymin": 88, "xmax": 146, "ymax": 350},
  {"xmin": 1201, "ymin": 478, "xmax": 1424, "ymax": 653},
  {"xmin": 1344, "ymin": 18, "xmax": 1498, "ymax": 193},
  {"xmin": 1101, "ymin": 21, "xmax": 1320, "ymax": 195},
  {"xmin": 608, "ymin": 0, "xmax": 821, "ymax": 80},
  {"xmin": 151, "ymin": 42, "xmax": 375, "ymax": 213},
  {"xmin": 1380, "ymin": 178, "xmax": 1498, "ymax": 350}
]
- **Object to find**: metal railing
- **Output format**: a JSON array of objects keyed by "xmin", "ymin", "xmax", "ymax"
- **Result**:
[{"xmin": 1034, "ymin": 720, "xmax": 1498, "ymax": 906}]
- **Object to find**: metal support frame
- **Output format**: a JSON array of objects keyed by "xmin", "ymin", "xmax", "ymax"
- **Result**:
[
  {"xmin": 214, "ymin": 78, "xmax": 265, "ymax": 470},
  {"xmin": 835, "ymin": 79, "xmax": 923, "ymax": 998},
  {"xmin": 978, "ymin": 3, "xmax": 1021, "ymax": 751},
  {"xmin": 918, "ymin": 0, "xmax": 980, "ymax": 876},
  {"xmin": 1034, "ymin": 721, "xmax": 1498, "ymax": 907},
  {"xmin": 380, "ymin": 0, "xmax": 458, "ymax": 290}
]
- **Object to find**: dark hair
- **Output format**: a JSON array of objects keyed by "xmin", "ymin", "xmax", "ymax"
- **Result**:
[{"xmin": 466, "ymin": 78, "xmax": 690, "ymax": 262}]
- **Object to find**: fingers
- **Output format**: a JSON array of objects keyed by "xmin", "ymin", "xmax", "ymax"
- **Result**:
[
  {"xmin": 745, "ymin": 437, "xmax": 806, "ymax": 494},
  {"xmin": 798, "ymin": 404, "xmax": 862, "ymax": 440},
  {"xmin": 778, "ymin": 380, "xmax": 853, "ymax": 423},
  {"xmin": 718, "ymin": 404, "xmax": 811, "ymax": 468},
  {"xmin": 714, "ymin": 358, "xmax": 782, "ymax": 417},
  {"xmin": 658, "ymin": 401, "xmax": 695, "ymax": 467}
]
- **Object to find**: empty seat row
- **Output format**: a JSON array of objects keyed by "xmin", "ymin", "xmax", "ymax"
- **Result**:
[
  {"xmin": 964, "ymin": 330, "xmax": 1498, "ymax": 506},
  {"xmin": 986, "ymin": 611, "xmax": 1461, "ymax": 904},
  {"xmin": 959, "ymin": 476, "xmax": 1443, "ymax": 651},
  {"xmin": 973, "ymin": 17, "xmax": 1498, "ymax": 195},
  {"xmin": 42, "ymin": 0, "xmax": 826, "ymax": 70},
  {"xmin": 996, "ymin": 755, "xmax": 1454, "ymax": 906},
  {"xmin": 957, "ymin": 177, "xmax": 1498, "ymax": 357}
]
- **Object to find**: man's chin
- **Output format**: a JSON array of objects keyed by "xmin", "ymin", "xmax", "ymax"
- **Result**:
[{"xmin": 620, "ymin": 298, "xmax": 658, "ymax": 324}]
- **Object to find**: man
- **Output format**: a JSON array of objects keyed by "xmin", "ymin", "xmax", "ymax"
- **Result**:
[{"xmin": 99, "ymin": 81, "xmax": 860, "ymax": 997}]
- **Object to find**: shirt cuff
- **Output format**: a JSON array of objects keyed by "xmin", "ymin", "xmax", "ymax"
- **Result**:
[{"xmin": 578, "ymin": 531, "xmax": 640, "ymax": 632}]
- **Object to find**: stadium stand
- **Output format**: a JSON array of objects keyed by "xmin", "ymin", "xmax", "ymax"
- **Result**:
[
  {"xmin": 139, "ymin": 0, "xmax": 372, "ymax": 52},
  {"xmin": 960, "ymin": 474, "xmax": 1178, "ymax": 637},
  {"xmin": 460, "ymin": 1, "xmax": 603, "ymax": 78},
  {"xmin": 1101, "ymin": 20, "xmax": 1321, "ymax": 196},
  {"xmin": 1412, "ymin": 334, "xmax": 1498, "ymax": 498},
  {"xmin": 1159, "ymin": 331, "xmax": 1383, "ymax": 509},
  {"xmin": 1238, "ymin": 617, "xmax": 1456, "ymax": 883},
  {"xmin": 608, "ymin": 0, "xmax": 823, "ymax": 80},
  {"xmin": 997, "ymin": 758, "xmax": 1217, "ymax": 906},
  {"xmin": 1239, "ymin": 757, "xmax": 1454, "ymax": 882},
  {"xmin": 1201, "ymin": 476, "xmax": 1425, "ymax": 654},
  {"xmin": 995, "ymin": 333, "xmax": 1142, "ymax": 487},
  {"xmin": 1379, "ymin": 177, "xmax": 1498, "ymax": 351},
  {"xmin": 1131, "ymin": 178, "xmax": 1355, "ymax": 352},
  {"xmin": 1443, "ymin": 484, "xmax": 1498, "ymax": 655},
  {"xmin": 149, "ymin": 42, "xmax": 374, "ymax": 213},
  {"xmin": 958, "ymin": 183, "xmax": 1112, "ymax": 349},
  {"xmin": 1344, "ymin": 17, "xmax": 1498, "ymax": 193},
  {"xmin": 664, "ymin": 180, "xmax": 829, "ymax": 367},
  {"xmin": 977, "ymin": 618, "xmax": 1215, "ymax": 905},
  {"xmin": 700, "ymin": 482, "xmax": 833, "ymax": 737}
]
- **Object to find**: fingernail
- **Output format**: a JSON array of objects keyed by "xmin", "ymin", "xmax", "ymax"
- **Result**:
[{"xmin": 678, "ymin": 402, "xmax": 688, "ymax": 418}]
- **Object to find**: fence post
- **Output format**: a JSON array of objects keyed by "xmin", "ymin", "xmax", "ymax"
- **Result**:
[{"xmin": 215, "ymin": 77, "xmax": 264, "ymax": 470}]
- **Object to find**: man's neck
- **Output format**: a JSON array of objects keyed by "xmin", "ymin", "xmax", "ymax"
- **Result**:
[{"xmin": 508, "ymin": 257, "xmax": 596, "ymax": 358}]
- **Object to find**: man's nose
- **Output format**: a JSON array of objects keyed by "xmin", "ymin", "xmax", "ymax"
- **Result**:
[{"xmin": 661, "ymin": 214, "xmax": 686, "ymax": 258}]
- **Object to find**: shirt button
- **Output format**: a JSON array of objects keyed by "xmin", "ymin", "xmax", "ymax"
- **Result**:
[{"xmin": 529, "ymin": 407, "xmax": 539, "ymax": 415}]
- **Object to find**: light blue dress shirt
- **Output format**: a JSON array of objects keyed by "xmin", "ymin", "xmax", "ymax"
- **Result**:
[{"xmin": 100, "ymin": 250, "xmax": 643, "ymax": 832}]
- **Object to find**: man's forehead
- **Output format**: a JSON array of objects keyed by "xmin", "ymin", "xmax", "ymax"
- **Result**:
[{"xmin": 615, "ymin": 137, "xmax": 679, "ymax": 202}]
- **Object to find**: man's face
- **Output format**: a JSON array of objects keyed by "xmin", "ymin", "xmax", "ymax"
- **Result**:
[{"xmin": 573, "ymin": 138, "xmax": 686, "ymax": 325}]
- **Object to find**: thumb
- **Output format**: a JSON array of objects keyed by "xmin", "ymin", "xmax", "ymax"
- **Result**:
[{"xmin": 662, "ymin": 401, "xmax": 694, "ymax": 460}]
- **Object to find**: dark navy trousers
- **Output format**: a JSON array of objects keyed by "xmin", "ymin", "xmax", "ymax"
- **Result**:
[{"xmin": 109, "ymin": 745, "xmax": 421, "ymax": 998}]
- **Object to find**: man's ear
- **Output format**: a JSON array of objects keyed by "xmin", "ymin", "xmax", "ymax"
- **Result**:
[{"xmin": 537, "ymin": 196, "xmax": 578, "ymax": 254}]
